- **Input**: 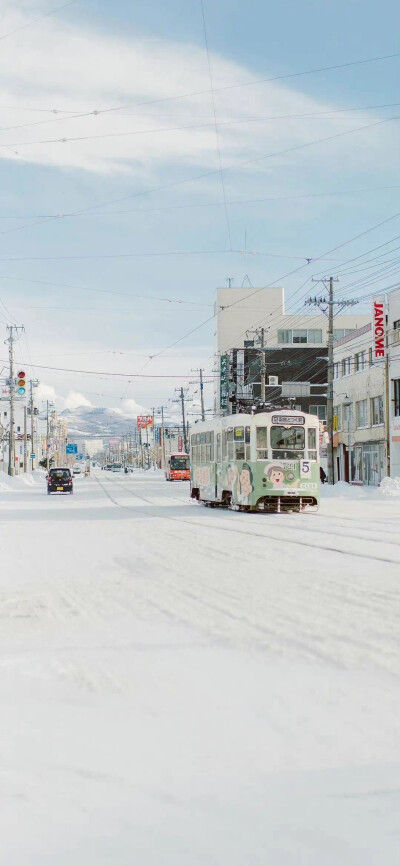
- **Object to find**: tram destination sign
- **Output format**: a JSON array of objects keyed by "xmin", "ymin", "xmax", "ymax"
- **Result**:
[{"xmin": 271, "ymin": 414, "xmax": 305, "ymax": 425}]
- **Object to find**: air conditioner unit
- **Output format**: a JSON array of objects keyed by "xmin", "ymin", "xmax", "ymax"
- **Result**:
[{"xmin": 268, "ymin": 376, "xmax": 279, "ymax": 386}]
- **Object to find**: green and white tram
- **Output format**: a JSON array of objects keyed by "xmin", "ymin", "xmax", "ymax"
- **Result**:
[{"xmin": 190, "ymin": 409, "xmax": 320, "ymax": 512}]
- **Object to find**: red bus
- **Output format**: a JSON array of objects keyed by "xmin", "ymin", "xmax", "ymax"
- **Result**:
[{"xmin": 165, "ymin": 453, "xmax": 190, "ymax": 481}]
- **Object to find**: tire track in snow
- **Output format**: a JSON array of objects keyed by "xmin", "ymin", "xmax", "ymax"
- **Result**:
[{"xmin": 95, "ymin": 474, "xmax": 400, "ymax": 567}]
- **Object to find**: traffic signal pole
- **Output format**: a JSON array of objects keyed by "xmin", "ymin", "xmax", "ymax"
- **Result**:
[{"xmin": 7, "ymin": 326, "xmax": 15, "ymax": 476}]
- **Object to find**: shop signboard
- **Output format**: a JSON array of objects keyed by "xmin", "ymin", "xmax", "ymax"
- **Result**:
[
  {"xmin": 220, "ymin": 354, "xmax": 229, "ymax": 411},
  {"xmin": 373, "ymin": 297, "xmax": 385, "ymax": 359}
]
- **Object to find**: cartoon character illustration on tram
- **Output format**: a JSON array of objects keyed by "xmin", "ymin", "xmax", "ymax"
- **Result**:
[
  {"xmin": 265, "ymin": 463, "xmax": 299, "ymax": 489},
  {"xmin": 236, "ymin": 462, "xmax": 254, "ymax": 505}
]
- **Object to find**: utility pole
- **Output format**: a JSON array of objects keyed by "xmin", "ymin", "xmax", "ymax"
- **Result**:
[
  {"xmin": 29, "ymin": 381, "xmax": 35, "ymax": 471},
  {"xmin": 45, "ymin": 400, "xmax": 55, "ymax": 472},
  {"xmin": 23, "ymin": 405, "xmax": 28, "ymax": 473},
  {"xmin": 306, "ymin": 279, "xmax": 357, "ymax": 485},
  {"xmin": 190, "ymin": 368, "xmax": 206, "ymax": 421},
  {"xmin": 174, "ymin": 388, "xmax": 189, "ymax": 453},
  {"xmin": 5, "ymin": 324, "xmax": 24, "ymax": 477}
]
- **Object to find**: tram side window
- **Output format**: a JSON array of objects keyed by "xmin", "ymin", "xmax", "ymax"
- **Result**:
[
  {"xmin": 271, "ymin": 425, "xmax": 305, "ymax": 459},
  {"xmin": 200, "ymin": 432, "xmax": 206, "ymax": 463},
  {"xmin": 245, "ymin": 426, "xmax": 251, "ymax": 460},
  {"xmin": 227, "ymin": 428, "xmax": 234, "ymax": 461},
  {"xmin": 216, "ymin": 433, "xmax": 221, "ymax": 463},
  {"xmin": 205, "ymin": 431, "xmax": 214, "ymax": 461},
  {"xmin": 256, "ymin": 427, "xmax": 268, "ymax": 460},
  {"xmin": 234, "ymin": 427, "xmax": 245, "ymax": 460},
  {"xmin": 222, "ymin": 431, "xmax": 228, "ymax": 461},
  {"xmin": 308, "ymin": 428, "xmax": 318, "ymax": 461}
]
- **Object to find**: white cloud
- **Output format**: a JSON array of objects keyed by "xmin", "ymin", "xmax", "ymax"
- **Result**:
[
  {"xmin": 36, "ymin": 382, "xmax": 58, "ymax": 402},
  {"xmin": 121, "ymin": 398, "xmax": 149, "ymax": 416},
  {"xmin": 64, "ymin": 391, "xmax": 92, "ymax": 409},
  {"xmin": 0, "ymin": 1, "xmax": 398, "ymax": 180}
]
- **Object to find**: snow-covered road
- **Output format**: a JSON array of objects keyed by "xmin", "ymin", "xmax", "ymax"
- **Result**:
[{"xmin": 1, "ymin": 470, "xmax": 399, "ymax": 865}]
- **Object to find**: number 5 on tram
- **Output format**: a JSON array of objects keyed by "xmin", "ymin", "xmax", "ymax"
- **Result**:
[{"xmin": 190, "ymin": 410, "xmax": 320, "ymax": 512}]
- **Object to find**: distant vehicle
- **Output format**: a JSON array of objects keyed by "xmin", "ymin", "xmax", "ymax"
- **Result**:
[
  {"xmin": 73, "ymin": 464, "xmax": 82, "ymax": 475},
  {"xmin": 104, "ymin": 464, "xmax": 113, "ymax": 471},
  {"xmin": 165, "ymin": 453, "xmax": 190, "ymax": 481},
  {"xmin": 112, "ymin": 462, "xmax": 122, "ymax": 472},
  {"xmin": 47, "ymin": 467, "xmax": 73, "ymax": 495}
]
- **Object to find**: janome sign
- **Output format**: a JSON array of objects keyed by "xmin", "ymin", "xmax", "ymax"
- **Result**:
[{"xmin": 373, "ymin": 297, "xmax": 386, "ymax": 359}]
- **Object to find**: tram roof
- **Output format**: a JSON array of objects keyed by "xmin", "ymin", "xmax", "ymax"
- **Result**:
[{"xmin": 190, "ymin": 409, "xmax": 317, "ymax": 432}]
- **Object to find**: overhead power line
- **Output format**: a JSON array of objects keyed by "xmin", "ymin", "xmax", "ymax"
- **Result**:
[{"xmin": 0, "ymin": 0, "xmax": 78, "ymax": 43}]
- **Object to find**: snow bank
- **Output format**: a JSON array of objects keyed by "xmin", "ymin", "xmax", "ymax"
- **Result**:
[
  {"xmin": 379, "ymin": 476, "xmax": 400, "ymax": 497},
  {"xmin": 321, "ymin": 480, "xmax": 380, "ymax": 499},
  {"xmin": 0, "ymin": 470, "xmax": 45, "ymax": 492}
]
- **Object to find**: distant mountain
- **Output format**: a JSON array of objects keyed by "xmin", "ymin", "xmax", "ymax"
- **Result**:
[{"xmin": 60, "ymin": 406, "xmax": 138, "ymax": 441}]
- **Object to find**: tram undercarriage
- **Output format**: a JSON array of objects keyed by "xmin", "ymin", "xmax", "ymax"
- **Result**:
[{"xmin": 190, "ymin": 488, "xmax": 318, "ymax": 513}]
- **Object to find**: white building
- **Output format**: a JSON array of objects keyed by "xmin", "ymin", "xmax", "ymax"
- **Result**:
[
  {"xmin": 332, "ymin": 324, "xmax": 387, "ymax": 485},
  {"xmin": 387, "ymin": 290, "xmax": 400, "ymax": 478},
  {"xmin": 215, "ymin": 285, "xmax": 369, "ymax": 412}
]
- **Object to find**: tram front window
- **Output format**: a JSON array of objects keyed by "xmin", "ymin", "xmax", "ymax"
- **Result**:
[{"xmin": 271, "ymin": 425, "xmax": 305, "ymax": 459}]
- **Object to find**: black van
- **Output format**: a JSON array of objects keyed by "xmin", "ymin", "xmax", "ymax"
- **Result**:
[{"xmin": 47, "ymin": 467, "xmax": 73, "ymax": 495}]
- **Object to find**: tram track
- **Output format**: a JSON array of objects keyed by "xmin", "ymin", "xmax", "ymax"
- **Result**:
[{"xmin": 94, "ymin": 473, "xmax": 400, "ymax": 567}]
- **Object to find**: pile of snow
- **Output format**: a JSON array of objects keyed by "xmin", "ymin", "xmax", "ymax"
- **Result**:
[
  {"xmin": 379, "ymin": 476, "xmax": 400, "ymax": 497},
  {"xmin": 321, "ymin": 480, "xmax": 380, "ymax": 499}
]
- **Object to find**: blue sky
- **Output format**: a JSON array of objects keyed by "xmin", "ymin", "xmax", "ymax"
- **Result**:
[{"xmin": 0, "ymin": 0, "xmax": 399, "ymax": 414}]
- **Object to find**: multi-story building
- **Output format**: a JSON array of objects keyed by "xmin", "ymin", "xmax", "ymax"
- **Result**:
[
  {"xmin": 215, "ymin": 285, "xmax": 369, "ymax": 417},
  {"xmin": 332, "ymin": 323, "xmax": 388, "ymax": 485},
  {"xmin": 387, "ymin": 290, "xmax": 400, "ymax": 478}
]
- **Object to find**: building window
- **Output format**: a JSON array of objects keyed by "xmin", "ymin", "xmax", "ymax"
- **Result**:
[
  {"xmin": 333, "ymin": 362, "xmax": 341, "ymax": 379},
  {"xmin": 354, "ymin": 351, "xmax": 367, "ymax": 372},
  {"xmin": 368, "ymin": 347, "xmax": 373, "ymax": 365},
  {"xmin": 309, "ymin": 404, "xmax": 326, "ymax": 422},
  {"xmin": 393, "ymin": 319, "xmax": 400, "ymax": 330},
  {"xmin": 371, "ymin": 396, "xmax": 384, "ymax": 426},
  {"xmin": 342, "ymin": 357, "xmax": 352, "ymax": 376},
  {"xmin": 293, "ymin": 329, "xmax": 307, "ymax": 343},
  {"xmin": 307, "ymin": 328, "xmax": 322, "ymax": 343},
  {"xmin": 356, "ymin": 399, "xmax": 368, "ymax": 428},
  {"xmin": 277, "ymin": 329, "xmax": 292, "ymax": 344},
  {"xmin": 333, "ymin": 328, "xmax": 355, "ymax": 340},
  {"xmin": 394, "ymin": 379, "xmax": 400, "ymax": 416}
]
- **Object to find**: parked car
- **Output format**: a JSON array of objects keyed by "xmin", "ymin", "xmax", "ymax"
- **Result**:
[
  {"xmin": 73, "ymin": 464, "xmax": 82, "ymax": 475},
  {"xmin": 47, "ymin": 467, "xmax": 73, "ymax": 495}
]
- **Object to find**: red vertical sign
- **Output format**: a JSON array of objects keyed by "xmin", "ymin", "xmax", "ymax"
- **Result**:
[{"xmin": 178, "ymin": 436, "xmax": 183, "ymax": 452}]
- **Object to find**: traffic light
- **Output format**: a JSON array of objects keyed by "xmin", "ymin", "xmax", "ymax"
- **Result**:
[{"xmin": 17, "ymin": 370, "xmax": 26, "ymax": 396}]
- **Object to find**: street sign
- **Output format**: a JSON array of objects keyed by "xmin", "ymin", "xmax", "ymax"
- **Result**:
[
  {"xmin": 66, "ymin": 443, "xmax": 78, "ymax": 454},
  {"xmin": 220, "ymin": 354, "xmax": 229, "ymax": 411},
  {"xmin": 178, "ymin": 435, "xmax": 183, "ymax": 452},
  {"xmin": 137, "ymin": 415, "xmax": 153, "ymax": 429},
  {"xmin": 31, "ymin": 453, "xmax": 35, "ymax": 459}
]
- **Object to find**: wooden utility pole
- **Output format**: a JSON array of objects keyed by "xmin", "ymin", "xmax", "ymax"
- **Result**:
[{"xmin": 306, "ymin": 279, "xmax": 357, "ymax": 485}]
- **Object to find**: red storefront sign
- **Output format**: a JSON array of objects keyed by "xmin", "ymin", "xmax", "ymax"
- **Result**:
[
  {"xmin": 137, "ymin": 415, "xmax": 153, "ymax": 429},
  {"xmin": 373, "ymin": 298, "xmax": 385, "ymax": 359}
]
